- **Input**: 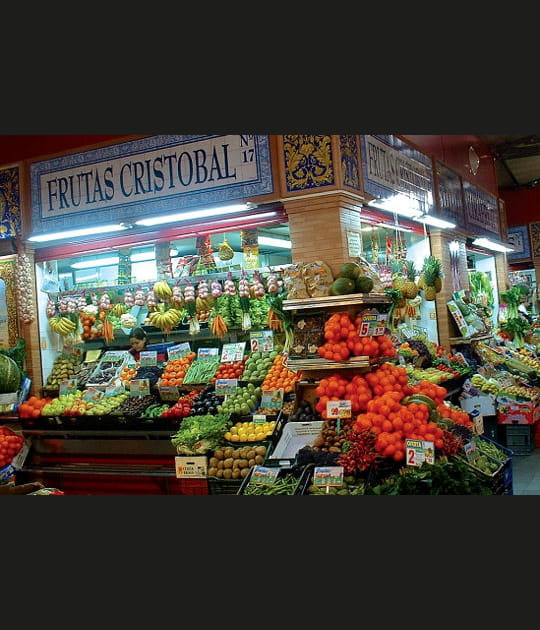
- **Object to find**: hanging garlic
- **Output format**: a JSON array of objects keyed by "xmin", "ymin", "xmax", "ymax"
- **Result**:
[
  {"xmin": 67, "ymin": 297, "xmax": 78, "ymax": 313},
  {"xmin": 171, "ymin": 284, "xmax": 184, "ymax": 307},
  {"xmin": 197, "ymin": 279, "xmax": 209, "ymax": 299},
  {"xmin": 224, "ymin": 272, "xmax": 236, "ymax": 296},
  {"xmin": 251, "ymin": 270, "xmax": 266, "ymax": 298},
  {"xmin": 77, "ymin": 294, "xmax": 88, "ymax": 312},
  {"xmin": 57, "ymin": 296, "xmax": 69, "ymax": 314},
  {"xmin": 266, "ymin": 273, "xmax": 279, "ymax": 294},
  {"xmin": 134, "ymin": 288, "xmax": 146, "ymax": 306},
  {"xmin": 15, "ymin": 252, "xmax": 36, "ymax": 324},
  {"xmin": 238, "ymin": 274, "xmax": 250, "ymax": 298},
  {"xmin": 146, "ymin": 289, "xmax": 157, "ymax": 311},
  {"xmin": 124, "ymin": 290, "xmax": 135, "ymax": 307},
  {"xmin": 46, "ymin": 297, "xmax": 57, "ymax": 318},
  {"xmin": 211, "ymin": 279, "xmax": 222, "ymax": 298},
  {"xmin": 99, "ymin": 292, "xmax": 111, "ymax": 310}
]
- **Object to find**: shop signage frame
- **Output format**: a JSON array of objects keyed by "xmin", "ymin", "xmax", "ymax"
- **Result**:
[
  {"xmin": 462, "ymin": 179, "xmax": 501, "ymax": 240},
  {"xmin": 433, "ymin": 161, "xmax": 465, "ymax": 227},
  {"xmin": 29, "ymin": 134, "xmax": 274, "ymax": 237}
]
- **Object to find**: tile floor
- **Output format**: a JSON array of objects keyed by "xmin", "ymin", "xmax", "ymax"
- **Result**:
[{"xmin": 510, "ymin": 448, "xmax": 540, "ymax": 495}]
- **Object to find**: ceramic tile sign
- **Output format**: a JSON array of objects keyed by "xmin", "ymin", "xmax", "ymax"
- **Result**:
[
  {"xmin": 215, "ymin": 379, "xmax": 238, "ymax": 397},
  {"xmin": 507, "ymin": 225, "xmax": 531, "ymax": 261},
  {"xmin": 405, "ymin": 439, "xmax": 435, "ymax": 466}
]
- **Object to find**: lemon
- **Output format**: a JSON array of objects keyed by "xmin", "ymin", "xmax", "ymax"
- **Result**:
[
  {"xmin": 230, "ymin": 426, "xmax": 238, "ymax": 434},
  {"xmin": 247, "ymin": 433, "xmax": 256, "ymax": 441},
  {"xmin": 230, "ymin": 434, "xmax": 239, "ymax": 442},
  {"xmin": 224, "ymin": 431, "xmax": 232, "ymax": 440}
]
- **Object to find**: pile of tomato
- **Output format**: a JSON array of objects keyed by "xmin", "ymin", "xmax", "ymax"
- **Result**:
[
  {"xmin": 0, "ymin": 426, "xmax": 25, "ymax": 470},
  {"xmin": 316, "ymin": 312, "xmax": 397, "ymax": 361},
  {"xmin": 210, "ymin": 358, "xmax": 247, "ymax": 383}
]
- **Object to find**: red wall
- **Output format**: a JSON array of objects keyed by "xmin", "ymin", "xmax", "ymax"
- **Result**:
[
  {"xmin": 0, "ymin": 135, "xmax": 134, "ymax": 165},
  {"xmin": 402, "ymin": 135, "xmax": 499, "ymax": 196},
  {"xmin": 499, "ymin": 187, "xmax": 540, "ymax": 226}
]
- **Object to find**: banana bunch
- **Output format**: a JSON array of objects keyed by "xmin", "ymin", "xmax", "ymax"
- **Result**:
[
  {"xmin": 147, "ymin": 307, "xmax": 183, "ymax": 331},
  {"xmin": 470, "ymin": 373, "xmax": 500, "ymax": 394},
  {"xmin": 153, "ymin": 280, "xmax": 173, "ymax": 301},
  {"xmin": 111, "ymin": 303, "xmax": 128, "ymax": 317},
  {"xmin": 49, "ymin": 316, "xmax": 77, "ymax": 335}
]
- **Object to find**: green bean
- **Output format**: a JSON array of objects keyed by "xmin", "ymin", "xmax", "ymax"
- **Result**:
[{"xmin": 243, "ymin": 473, "xmax": 299, "ymax": 495}]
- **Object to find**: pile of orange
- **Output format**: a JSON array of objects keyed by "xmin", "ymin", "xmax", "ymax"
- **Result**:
[
  {"xmin": 159, "ymin": 352, "xmax": 197, "ymax": 387},
  {"xmin": 261, "ymin": 354, "xmax": 302, "ymax": 393},
  {"xmin": 120, "ymin": 364, "xmax": 138, "ymax": 384}
]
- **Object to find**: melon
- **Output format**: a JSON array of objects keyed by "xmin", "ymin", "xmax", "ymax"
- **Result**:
[
  {"xmin": 355, "ymin": 275, "xmax": 374, "ymax": 294},
  {"xmin": 0, "ymin": 353, "xmax": 22, "ymax": 394},
  {"xmin": 339, "ymin": 262, "xmax": 361, "ymax": 280},
  {"xmin": 331, "ymin": 277, "xmax": 356, "ymax": 295}
]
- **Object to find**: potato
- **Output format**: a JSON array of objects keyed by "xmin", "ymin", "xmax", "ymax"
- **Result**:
[
  {"xmin": 222, "ymin": 468, "xmax": 232, "ymax": 479},
  {"xmin": 217, "ymin": 460, "xmax": 224, "ymax": 469},
  {"xmin": 246, "ymin": 449, "xmax": 256, "ymax": 460},
  {"xmin": 254, "ymin": 445, "xmax": 266, "ymax": 455},
  {"xmin": 232, "ymin": 449, "xmax": 241, "ymax": 459},
  {"xmin": 214, "ymin": 449, "xmax": 224, "ymax": 460},
  {"xmin": 240, "ymin": 467, "xmax": 249, "ymax": 478},
  {"xmin": 216, "ymin": 469, "xmax": 223, "ymax": 478},
  {"xmin": 237, "ymin": 459, "xmax": 249, "ymax": 469},
  {"xmin": 248, "ymin": 458, "xmax": 256, "ymax": 467},
  {"xmin": 239, "ymin": 447, "xmax": 248, "ymax": 459},
  {"xmin": 255, "ymin": 455, "xmax": 264, "ymax": 464},
  {"xmin": 231, "ymin": 469, "xmax": 240, "ymax": 479},
  {"xmin": 223, "ymin": 447, "xmax": 234, "ymax": 459},
  {"xmin": 208, "ymin": 466, "xmax": 218, "ymax": 477},
  {"xmin": 209, "ymin": 457, "xmax": 218, "ymax": 467},
  {"xmin": 223, "ymin": 458, "xmax": 234, "ymax": 469}
]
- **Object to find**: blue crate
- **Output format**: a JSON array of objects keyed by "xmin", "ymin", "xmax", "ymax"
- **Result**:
[{"xmin": 479, "ymin": 434, "xmax": 513, "ymax": 495}]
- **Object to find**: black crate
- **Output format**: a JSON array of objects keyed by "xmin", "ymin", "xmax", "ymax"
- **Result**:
[
  {"xmin": 238, "ymin": 464, "xmax": 305, "ymax": 495},
  {"xmin": 207, "ymin": 476, "xmax": 243, "ymax": 495},
  {"xmin": 501, "ymin": 425, "xmax": 535, "ymax": 455}
]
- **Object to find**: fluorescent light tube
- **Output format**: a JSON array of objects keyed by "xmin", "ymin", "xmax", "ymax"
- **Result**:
[
  {"xmin": 471, "ymin": 237, "xmax": 514, "ymax": 253},
  {"xmin": 367, "ymin": 194, "xmax": 422, "ymax": 218},
  {"xmin": 375, "ymin": 222, "xmax": 413, "ymax": 233},
  {"xmin": 258, "ymin": 236, "xmax": 292, "ymax": 248},
  {"xmin": 414, "ymin": 214, "xmax": 456, "ymax": 229},
  {"xmin": 28, "ymin": 223, "xmax": 131, "ymax": 243},
  {"xmin": 71, "ymin": 256, "xmax": 119, "ymax": 269},
  {"xmin": 135, "ymin": 203, "xmax": 253, "ymax": 227}
]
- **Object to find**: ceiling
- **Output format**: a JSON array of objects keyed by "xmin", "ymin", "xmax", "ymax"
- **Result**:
[{"xmin": 480, "ymin": 135, "xmax": 540, "ymax": 190}]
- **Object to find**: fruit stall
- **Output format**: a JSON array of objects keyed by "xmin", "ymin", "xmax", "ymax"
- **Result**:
[{"xmin": 0, "ymin": 256, "xmax": 522, "ymax": 495}]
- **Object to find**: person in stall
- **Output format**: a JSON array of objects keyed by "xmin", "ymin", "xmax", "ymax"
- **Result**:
[{"xmin": 128, "ymin": 327, "xmax": 149, "ymax": 361}]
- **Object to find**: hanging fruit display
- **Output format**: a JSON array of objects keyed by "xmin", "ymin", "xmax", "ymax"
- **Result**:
[
  {"xmin": 419, "ymin": 255, "xmax": 443, "ymax": 301},
  {"xmin": 14, "ymin": 252, "xmax": 36, "ymax": 324},
  {"xmin": 217, "ymin": 236, "xmax": 235, "ymax": 261}
]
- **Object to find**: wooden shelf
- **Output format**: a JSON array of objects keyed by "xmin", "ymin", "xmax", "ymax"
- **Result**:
[
  {"xmin": 282, "ymin": 293, "xmax": 391, "ymax": 311},
  {"xmin": 285, "ymin": 356, "xmax": 373, "ymax": 371},
  {"xmin": 449, "ymin": 333, "xmax": 493, "ymax": 345}
]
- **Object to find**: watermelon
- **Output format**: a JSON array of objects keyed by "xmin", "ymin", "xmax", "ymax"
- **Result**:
[
  {"xmin": 331, "ymin": 277, "xmax": 356, "ymax": 295},
  {"xmin": 0, "ymin": 353, "xmax": 22, "ymax": 394},
  {"xmin": 339, "ymin": 262, "xmax": 361, "ymax": 280},
  {"xmin": 355, "ymin": 275, "xmax": 374, "ymax": 293}
]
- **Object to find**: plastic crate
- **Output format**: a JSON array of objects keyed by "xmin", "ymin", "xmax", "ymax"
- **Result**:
[
  {"xmin": 207, "ymin": 476, "xmax": 243, "ymax": 495},
  {"xmin": 501, "ymin": 424, "xmax": 535, "ymax": 455},
  {"xmin": 237, "ymin": 464, "xmax": 305, "ymax": 495},
  {"xmin": 265, "ymin": 420, "xmax": 324, "ymax": 467},
  {"xmin": 479, "ymin": 434, "xmax": 513, "ymax": 495}
]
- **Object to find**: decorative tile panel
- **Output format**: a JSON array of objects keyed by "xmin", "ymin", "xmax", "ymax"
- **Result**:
[
  {"xmin": 339, "ymin": 135, "xmax": 360, "ymax": 190},
  {"xmin": 0, "ymin": 166, "xmax": 21, "ymax": 238},
  {"xmin": 283, "ymin": 135, "xmax": 334, "ymax": 192}
]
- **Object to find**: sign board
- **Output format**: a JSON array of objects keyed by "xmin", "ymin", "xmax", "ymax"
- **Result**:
[
  {"xmin": 167, "ymin": 342, "xmax": 191, "ymax": 360},
  {"xmin": 221, "ymin": 342, "xmax": 246, "ymax": 363},
  {"xmin": 360, "ymin": 135, "xmax": 435, "ymax": 216},
  {"xmin": 405, "ymin": 439, "xmax": 435, "ymax": 466},
  {"xmin": 433, "ymin": 161, "xmax": 465, "ymax": 227},
  {"xmin": 462, "ymin": 180, "xmax": 501, "ymax": 239},
  {"xmin": 347, "ymin": 231, "xmax": 362, "ymax": 257},
  {"xmin": 30, "ymin": 135, "xmax": 274, "ymax": 237},
  {"xmin": 250, "ymin": 331, "xmax": 274, "ymax": 353}
]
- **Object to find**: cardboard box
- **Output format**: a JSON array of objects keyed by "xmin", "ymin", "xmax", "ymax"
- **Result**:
[
  {"xmin": 174, "ymin": 456, "xmax": 208, "ymax": 478},
  {"xmin": 460, "ymin": 393, "xmax": 497, "ymax": 417},
  {"xmin": 497, "ymin": 395, "xmax": 540, "ymax": 425}
]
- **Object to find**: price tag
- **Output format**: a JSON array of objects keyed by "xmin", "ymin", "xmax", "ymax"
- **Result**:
[
  {"xmin": 83, "ymin": 387, "xmax": 105, "ymax": 403},
  {"xmin": 250, "ymin": 465, "xmax": 280, "ymax": 485},
  {"xmin": 473, "ymin": 415, "xmax": 484, "ymax": 435},
  {"xmin": 215, "ymin": 379, "xmax": 238, "ymax": 396},
  {"xmin": 85, "ymin": 349, "xmax": 102, "ymax": 363},
  {"xmin": 139, "ymin": 350, "xmax": 157, "ymax": 366},
  {"xmin": 253, "ymin": 414, "xmax": 266, "ymax": 424},
  {"xmin": 250, "ymin": 330, "xmax": 274, "ymax": 353},
  {"xmin": 102, "ymin": 350, "xmax": 129, "ymax": 363},
  {"xmin": 104, "ymin": 380, "xmax": 125, "ymax": 397},
  {"xmin": 175, "ymin": 456, "xmax": 207, "ymax": 478},
  {"xmin": 221, "ymin": 342, "xmax": 246, "ymax": 363},
  {"xmin": 130, "ymin": 378, "xmax": 150, "ymax": 397},
  {"xmin": 10, "ymin": 437, "xmax": 31, "ymax": 470},
  {"xmin": 356, "ymin": 311, "xmax": 388, "ymax": 337},
  {"xmin": 198, "ymin": 347, "xmax": 219, "ymax": 359},
  {"xmin": 405, "ymin": 439, "xmax": 435, "ymax": 466},
  {"xmin": 346, "ymin": 231, "xmax": 362, "ymax": 257},
  {"xmin": 260, "ymin": 389, "xmax": 284, "ymax": 409},
  {"xmin": 59, "ymin": 378, "xmax": 78, "ymax": 395},
  {"xmin": 326, "ymin": 400, "xmax": 351, "ymax": 419},
  {"xmin": 167, "ymin": 342, "xmax": 191, "ymax": 360},
  {"xmin": 313, "ymin": 466, "xmax": 344, "ymax": 487},
  {"xmin": 464, "ymin": 440, "xmax": 480, "ymax": 463},
  {"xmin": 158, "ymin": 384, "xmax": 180, "ymax": 401}
]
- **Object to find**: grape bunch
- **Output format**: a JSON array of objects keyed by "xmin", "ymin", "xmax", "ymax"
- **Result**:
[{"xmin": 408, "ymin": 339, "xmax": 433, "ymax": 367}]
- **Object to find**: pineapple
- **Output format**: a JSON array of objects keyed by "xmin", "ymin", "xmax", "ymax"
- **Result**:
[
  {"xmin": 390, "ymin": 259, "xmax": 406, "ymax": 292},
  {"xmin": 401, "ymin": 260, "xmax": 419, "ymax": 299},
  {"xmin": 421, "ymin": 255, "xmax": 443, "ymax": 301}
]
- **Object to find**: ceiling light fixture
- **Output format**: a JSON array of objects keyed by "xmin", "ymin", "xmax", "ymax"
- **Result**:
[
  {"xmin": 367, "ymin": 194, "xmax": 423, "ymax": 218},
  {"xmin": 471, "ymin": 237, "xmax": 515, "ymax": 253},
  {"xmin": 135, "ymin": 203, "xmax": 255, "ymax": 227},
  {"xmin": 413, "ymin": 214, "xmax": 456, "ymax": 229},
  {"xmin": 71, "ymin": 248, "xmax": 178, "ymax": 269},
  {"xmin": 28, "ymin": 223, "xmax": 131, "ymax": 243},
  {"xmin": 375, "ymin": 222, "xmax": 413, "ymax": 233},
  {"xmin": 257, "ymin": 236, "xmax": 292, "ymax": 248}
]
